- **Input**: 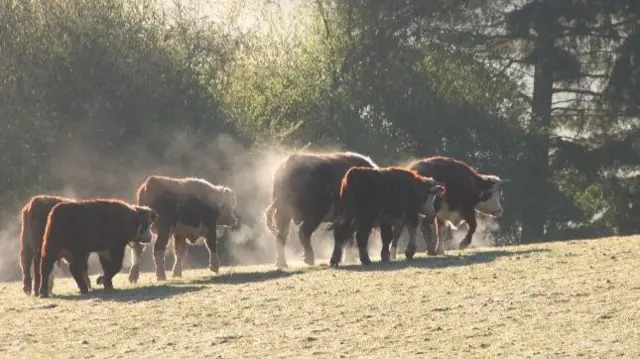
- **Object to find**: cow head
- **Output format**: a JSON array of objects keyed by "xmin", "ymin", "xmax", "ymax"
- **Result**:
[
  {"xmin": 418, "ymin": 177, "xmax": 447, "ymax": 217},
  {"xmin": 475, "ymin": 176, "xmax": 509, "ymax": 217},
  {"xmin": 217, "ymin": 187, "xmax": 237, "ymax": 227},
  {"xmin": 133, "ymin": 205, "xmax": 159, "ymax": 244}
]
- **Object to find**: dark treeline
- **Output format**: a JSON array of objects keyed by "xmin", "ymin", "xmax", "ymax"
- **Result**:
[{"xmin": 1, "ymin": 0, "xmax": 639, "ymax": 270}]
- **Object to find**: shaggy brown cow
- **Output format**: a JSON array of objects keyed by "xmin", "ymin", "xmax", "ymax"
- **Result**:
[
  {"xmin": 128, "ymin": 175, "xmax": 237, "ymax": 283},
  {"xmin": 264, "ymin": 151, "xmax": 378, "ymax": 269},
  {"xmin": 401, "ymin": 156, "xmax": 509, "ymax": 258},
  {"xmin": 19, "ymin": 195, "xmax": 94, "ymax": 296},
  {"xmin": 38, "ymin": 199, "xmax": 158, "ymax": 297},
  {"xmin": 329, "ymin": 166, "xmax": 446, "ymax": 267}
]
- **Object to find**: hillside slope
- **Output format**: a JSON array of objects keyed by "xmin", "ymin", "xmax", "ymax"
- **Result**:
[{"xmin": 1, "ymin": 236, "xmax": 639, "ymax": 358}]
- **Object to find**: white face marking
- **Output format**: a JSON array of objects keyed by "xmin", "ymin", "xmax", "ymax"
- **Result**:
[{"xmin": 475, "ymin": 188, "xmax": 503, "ymax": 217}]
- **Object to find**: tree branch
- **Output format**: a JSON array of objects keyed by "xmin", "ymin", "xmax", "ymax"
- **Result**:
[{"xmin": 552, "ymin": 88, "xmax": 602, "ymax": 97}]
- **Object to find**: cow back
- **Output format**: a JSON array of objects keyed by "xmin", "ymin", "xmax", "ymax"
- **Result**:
[{"xmin": 409, "ymin": 157, "xmax": 490, "ymax": 209}]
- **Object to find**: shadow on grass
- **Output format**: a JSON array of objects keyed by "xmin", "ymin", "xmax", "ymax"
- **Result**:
[
  {"xmin": 179, "ymin": 268, "xmax": 307, "ymax": 285},
  {"xmin": 50, "ymin": 283, "xmax": 206, "ymax": 302},
  {"xmin": 333, "ymin": 248, "xmax": 551, "ymax": 272}
]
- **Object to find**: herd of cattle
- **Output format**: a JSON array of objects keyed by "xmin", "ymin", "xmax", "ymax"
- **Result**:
[{"xmin": 18, "ymin": 151, "xmax": 509, "ymax": 298}]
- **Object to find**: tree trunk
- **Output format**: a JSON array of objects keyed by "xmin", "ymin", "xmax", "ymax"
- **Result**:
[{"xmin": 521, "ymin": 29, "xmax": 554, "ymax": 243}]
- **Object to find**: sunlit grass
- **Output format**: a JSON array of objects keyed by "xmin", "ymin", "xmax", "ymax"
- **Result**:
[{"xmin": 1, "ymin": 236, "xmax": 639, "ymax": 358}]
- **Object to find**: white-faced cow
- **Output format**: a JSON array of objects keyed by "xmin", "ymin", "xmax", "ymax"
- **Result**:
[
  {"xmin": 395, "ymin": 156, "xmax": 509, "ymax": 259},
  {"xmin": 264, "ymin": 151, "xmax": 378, "ymax": 269},
  {"xmin": 128, "ymin": 175, "xmax": 238, "ymax": 282},
  {"xmin": 328, "ymin": 166, "xmax": 446, "ymax": 267}
]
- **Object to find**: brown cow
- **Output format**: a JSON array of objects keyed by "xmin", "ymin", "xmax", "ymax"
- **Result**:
[
  {"xmin": 19, "ymin": 195, "xmax": 93, "ymax": 296},
  {"xmin": 264, "ymin": 151, "xmax": 378, "ymax": 269},
  {"xmin": 39, "ymin": 199, "xmax": 158, "ymax": 297},
  {"xmin": 401, "ymin": 156, "xmax": 509, "ymax": 258},
  {"xmin": 329, "ymin": 166, "xmax": 446, "ymax": 267},
  {"xmin": 128, "ymin": 175, "xmax": 237, "ymax": 283}
]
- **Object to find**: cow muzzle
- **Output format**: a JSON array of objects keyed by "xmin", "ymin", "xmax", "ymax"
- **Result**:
[{"xmin": 138, "ymin": 227, "xmax": 154, "ymax": 244}]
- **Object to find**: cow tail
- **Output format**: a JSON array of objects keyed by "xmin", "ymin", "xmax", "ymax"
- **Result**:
[
  {"xmin": 18, "ymin": 213, "xmax": 33, "ymax": 280},
  {"xmin": 264, "ymin": 198, "xmax": 278, "ymax": 235},
  {"xmin": 327, "ymin": 174, "xmax": 352, "ymax": 232}
]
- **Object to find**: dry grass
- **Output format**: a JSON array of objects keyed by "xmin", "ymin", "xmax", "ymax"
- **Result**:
[{"xmin": 1, "ymin": 235, "xmax": 639, "ymax": 358}]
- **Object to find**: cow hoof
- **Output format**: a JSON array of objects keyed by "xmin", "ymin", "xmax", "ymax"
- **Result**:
[
  {"xmin": 156, "ymin": 273, "xmax": 167, "ymax": 281},
  {"xmin": 405, "ymin": 247, "xmax": 417, "ymax": 260},
  {"xmin": 39, "ymin": 293, "xmax": 48, "ymax": 298},
  {"xmin": 381, "ymin": 254, "xmax": 390, "ymax": 263},
  {"xmin": 128, "ymin": 268, "xmax": 140, "ymax": 283},
  {"xmin": 96, "ymin": 275, "xmax": 104, "ymax": 285},
  {"xmin": 426, "ymin": 249, "xmax": 438, "ymax": 256},
  {"xmin": 360, "ymin": 258, "xmax": 372, "ymax": 265},
  {"xmin": 172, "ymin": 272, "xmax": 183, "ymax": 278},
  {"xmin": 303, "ymin": 257, "xmax": 315, "ymax": 266},
  {"xmin": 23, "ymin": 287, "xmax": 31, "ymax": 296},
  {"xmin": 459, "ymin": 240, "xmax": 471, "ymax": 250},
  {"xmin": 275, "ymin": 261, "xmax": 288, "ymax": 270}
]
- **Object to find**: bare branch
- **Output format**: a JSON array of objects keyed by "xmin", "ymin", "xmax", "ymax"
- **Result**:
[{"xmin": 552, "ymin": 88, "xmax": 602, "ymax": 97}]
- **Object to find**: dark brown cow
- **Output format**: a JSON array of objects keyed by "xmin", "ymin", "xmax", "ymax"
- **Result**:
[
  {"xmin": 19, "ymin": 195, "xmax": 94, "ymax": 296},
  {"xmin": 264, "ymin": 151, "xmax": 378, "ymax": 269},
  {"xmin": 128, "ymin": 175, "xmax": 237, "ymax": 283},
  {"xmin": 401, "ymin": 156, "xmax": 509, "ymax": 258},
  {"xmin": 39, "ymin": 199, "xmax": 158, "ymax": 297},
  {"xmin": 329, "ymin": 166, "xmax": 446, "ymax": 267},
  {"xmin": 20, "ymin": 195, "xmax": 68, "ymax": 296}
]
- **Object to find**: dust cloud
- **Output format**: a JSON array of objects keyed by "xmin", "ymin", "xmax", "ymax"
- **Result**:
[
  {"xmin": 0, "ymin": 216, "xmax": 22, "ymax": 283},
  {"xmin": 0, "ymin": 127, "xmax": 502, "ymax": 284}
]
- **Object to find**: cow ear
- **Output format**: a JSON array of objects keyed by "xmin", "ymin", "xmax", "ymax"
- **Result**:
[{"xmin": 137, "ymin": 206, "xmax": 158, "ymax": 224}]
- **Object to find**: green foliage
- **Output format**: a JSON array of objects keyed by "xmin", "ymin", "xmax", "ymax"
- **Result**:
[{"xmin": 1, "ymin": 0, "xmax": 639, "ymax": 251}]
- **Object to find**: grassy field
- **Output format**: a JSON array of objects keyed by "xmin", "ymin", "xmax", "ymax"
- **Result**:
[{"xmin": 0, "ymin": 235, "xmax": 639, "ymax": 358}]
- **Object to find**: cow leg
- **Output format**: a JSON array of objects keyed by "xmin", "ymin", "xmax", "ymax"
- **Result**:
[
  {"xmin": 436, "ymin": 219, "xmax": 452, "ymax": 254},
  {"xmin": 127, "ymin": 242, "xmax": 145, "ymax": 284},
  {"xmin": 389, "ymin": 225, "xmax": 404, "ymax": 260},
  {"xmin": 20, "ymin": 244, "xmax": 33, "ymax": 295},
  {"xmin": 69, "ymin": 256, "xmax": 89, "ymax": 295},
  {"xmin": 153, "ymin": 229, "xmax": 171, "ymax": 281},
  {"xmin": 379, "ymin": 223, "xmax": 394, "ymax": 263},
  {"xmin": 329, "ymin": 222, "xmax": 352, "ymax": 267},
  {"xmin": 298, "ymin": 216, "xmax": 322, "ymax": 266},
  {"xmin": 74, "ymin": 253, "xmax": 91, "ymax": 290},
  {"xmin": 422, "ymin": 216, "xmax": 439, "ymax": 256},
  {"xmin": 172, "ymin": 235, "xmax": 187, "ymax": 277},
  {"xmin": 97, "ymin": 246, "xmax": 126, "ymax": 290},
  {"xmin": 84, "ymin": 262, "xmax": 92, "ymax": 291},
  {"xmin": 38, "ymin": 255, "xmax": 57, "ymax": 298},
  {"xmin": 405, "ymin": 213, "xmax": 421, "ymax": 260},
  {"xmin": 33, "ymin": 251, "xmax": 43, "ymax": 297},
  {"xmin": 204, "ymin": 233, "xmax": 220, "ymax": 274},
  {"xmin": 459, "ymin": 212, "xmax": 477, "ymax": 250},
  {"xmin": 274, "ymin": 210, "xmax": 291, "ymax": 269},
  {"xmin": 47, "ymin": 263, "xmax": 57, "ymax": 296},
  {"xmin": 355, "ymin": 223, "xmax": 373, "ymax": 265}
]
